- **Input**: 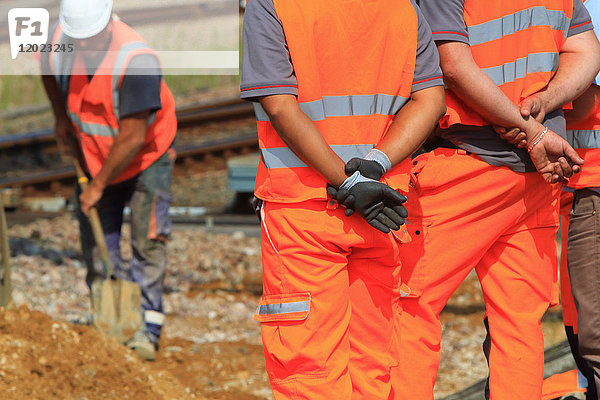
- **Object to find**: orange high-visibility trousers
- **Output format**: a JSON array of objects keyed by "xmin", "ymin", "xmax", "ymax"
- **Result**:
[
  {"xmin": 542, "ymin": 369, "xmax": 587, "ymax": 400},
  {"xmin": 539, "ymin": 193, "xmax": 587, "ymax": 400},
  {"xmin": 392, "ymin": 149, "xmax": 560, "ymax": 400},
  {"xmin": 256, "ymin": 200, "xmax": 408, "ymax": 400}
]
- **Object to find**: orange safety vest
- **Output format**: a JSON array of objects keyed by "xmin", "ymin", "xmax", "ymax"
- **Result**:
[
  {"xmin": 253, "ymin": 0, "xmax": 417, "ymax": 203},
  {"xmin": 49, "ymin": 20, "xmax": 177, "ymax": 184},
  {"xmin": 566, "ymin": 84, "xmax": 600, "ymax": 189},
  {"xmin": 441, "ymin": 0, "xmax": 574, "ymax": 129}
]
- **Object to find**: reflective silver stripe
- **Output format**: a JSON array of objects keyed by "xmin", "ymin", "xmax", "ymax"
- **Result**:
[
  {"xmin": 144, "ymin": 310, "xmax": 165, "ymax": 326},
  {"xmin": 253, "ymin": 102, "xmax": 269, "ymax": 121},
  {"xmin": 253, "ymin": 94, "xmax": 409, "ymax": 122},
  {"xmin": 261, "ymin": 144, "xmax": 375, "ymax": 169},
  {"xmin": 257, "ymin": 300, "xmax": 309, "ymax": 315},
  {"xmin": 482, "ymin": 52, "xmax": 559, "ymax": 86},
  {"xmin": 112, "ymin": 42, "xmax": 150, "ymax": 119},
  {"xmin": 566, "ymin": 129, "xmax": 600, "ymax": 149},
  {"xmin": 468, "ymin": 7, "xmax": 570, "ymax": 46},
  {"xmin": 68, "ymin": 112, "xmax": 118, "ymax": 137}
]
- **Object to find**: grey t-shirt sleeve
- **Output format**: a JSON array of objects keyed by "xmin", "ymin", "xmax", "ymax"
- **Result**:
[
  {"xmin": 569, "ymin": 0, "xmax": 593, "ymax": 36},
  {"xmin": 119, "ymin": 54, "xmax": 162, "ymax": 119},
  {"xmin": 412, "ymin": 2, "xmax": 444, "ymax": 92},
  {"xmin": 417, "ymin": 0, "xmax": 469, "ymax": 44},
  {"xmin": 240, "ymin": 0, "xmax": 297, "ymax": 102}
]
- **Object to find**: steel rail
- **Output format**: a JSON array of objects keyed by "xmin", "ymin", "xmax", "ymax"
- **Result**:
[
  {"xmin": 0, "ymin": 132, "xmax": 258, "ymax": 189},
  {"xmin": 0, "ymin": 97, "xmax": 254, "ymax": 151}
]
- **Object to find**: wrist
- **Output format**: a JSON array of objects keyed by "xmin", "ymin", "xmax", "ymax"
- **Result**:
[
  {"xmin": 364, "ymin": 148, "xmax": 391, "ymax": 174},
  {"xmin": 89, "ymin": 178, "xmax": 107, "ymax": 192},
  {"xmin": 339, "ymin": 171, "xmax": 376, "ymax": 191},
  {"xmin": 522, "ymin": 119, "xmax": 545, "ymax": 140},
  {"xmin": 526, "ymin": 126, "xmax": 548, "ymax": 152}
]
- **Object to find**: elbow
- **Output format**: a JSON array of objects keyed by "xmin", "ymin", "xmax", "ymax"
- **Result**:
[
  {"xmin": 259, "ymin": 94, "xmax": 296, "ymax": 124},
  {"xmin": 262, "ymin": 103, "xmax": 288, "ymax": 125},
  {"xmin": 441, "ymin": 68, "xmax": 460, "ymax": 93}
]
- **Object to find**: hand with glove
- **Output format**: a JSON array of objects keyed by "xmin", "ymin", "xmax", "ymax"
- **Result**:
[
  {"xmin": 250, "ymin": 195, "xmax": 263, "ymax": 222},
  {"xmin": 344, "ymin": 148, "xmax": 391, "ymax": 181},
  {"xmin": 328, "ymin": 170, "xmax": 408, "ymax": 233}
]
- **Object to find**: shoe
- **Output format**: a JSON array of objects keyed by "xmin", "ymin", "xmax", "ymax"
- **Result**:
[{"xmin": 126, "ymin": 329, "xmax": 157, "ymax": 361}]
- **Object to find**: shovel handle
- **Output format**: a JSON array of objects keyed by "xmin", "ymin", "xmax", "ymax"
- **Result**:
[
  {"xmin": 67, "ymin": 137, "xmax": 114, "ymax": 277},
  {"xmin": 0, "ymin": 195, "xmax": 12, "ymax": 307}
]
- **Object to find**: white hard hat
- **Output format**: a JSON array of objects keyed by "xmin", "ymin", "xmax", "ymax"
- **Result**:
[{"xmin": 59, "ymin": 0, "xmax": 113, "ymax": 39}]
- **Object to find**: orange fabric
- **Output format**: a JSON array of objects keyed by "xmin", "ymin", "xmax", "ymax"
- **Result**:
[
  {"xmin": 567, "ymin": 149, "xmax": 600, "ymax": 189},
  {"xmin": 542, "ymin": 369, "xmax": 587, "ymax": 400},
  {"xmin": 441, "ymin": 0, "xmax": 572, "ymax": 128},
  {"xmin": 51, "ymin": 21, "xmax": 177, "ymax": 184},
  {"xmin": 254, "ymin": 0, "xmax": 417, "ymax": 202},
  {"xmin": 559, "ymin": 191, "xmax": 579, "ymax": 331},
  {"xmin": 258, "ymin": 200, "xmax": 405, "ymax": 399},
  {"xmin": 565, "ymin": 85, "xmax": 600, "ymax": 189},
  {"xmin": 566, "ymin": 84, "xmax": 600, "ymax": 189},
  {"xmin": 393, "ymin": 150, "xmax": 561, "ymax": 400}
]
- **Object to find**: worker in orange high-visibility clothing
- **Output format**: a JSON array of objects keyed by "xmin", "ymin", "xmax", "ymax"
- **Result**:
[
  {"xmin": 545, "ymin": 8, "xmax": 600, "ymax": 395},
  {"xmin": 540, "ymin": 191, "xmax": 590, "ymax": 400},
  {"xmin": 240, "ymin": 0, "xmax": 446, "ymax": 398},
  {"xmin": 553, "ymin": 86, "xmax": 600, "ymax": 400},
  {"xmin": 562, "ymin": 37, "xmax": 600, "ymax": 400},
  {"xmin": 533, "ymin": 0, "xmax": 600, "ymax": 397},
  {"xmin": 41, "ymin": 0, "xmax": 177, "ymax": 361},
  {"xmin": 347, "ymin": 0, "xmax": 600, "ymax": 399}
]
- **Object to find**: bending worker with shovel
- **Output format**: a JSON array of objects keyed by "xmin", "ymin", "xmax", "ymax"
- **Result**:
[{"xmin": 40, "ymin": 0, "xmax": 177, "ymax": 360}]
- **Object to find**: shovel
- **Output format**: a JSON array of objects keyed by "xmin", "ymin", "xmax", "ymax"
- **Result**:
[
  {"xmin": 68, "ymin": 141, "xmax": 142, "ymax": 343},
  {"xmin": 0, "ymin": 195, "xmax": 12, "ymax": 307}
]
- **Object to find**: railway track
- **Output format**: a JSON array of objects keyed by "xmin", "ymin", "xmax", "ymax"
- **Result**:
[
  {"xmin": 0, "ymin": 97, "xmax": 257, "ymax": 194},
  {"xmin": 0, "ymin": 97, "xmax": 254, "ymax": 151},
  {"xmin": 0, "ymin": 131, "xmax": 258, "ymax": 191}
]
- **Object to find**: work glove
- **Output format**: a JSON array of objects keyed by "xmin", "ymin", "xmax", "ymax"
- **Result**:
[
  {"xmin": 344, "ymin": 148, "xmax": 392, "ymax": 181},
  {"xmin": 345, "ymin": 158, "xmax": 385, "ymax": 181},
  {"xmin": 251, "ymin": 195, "xmax": 262, "ymax": 222},
  {"xmin": 328, "ymin": 171, "xmax": 408, "ymax": 233}
]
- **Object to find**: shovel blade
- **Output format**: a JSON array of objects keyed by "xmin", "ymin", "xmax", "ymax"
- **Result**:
[{"xmin": 91, "ymin": 278, "xmax": 142, "ymax": 343}]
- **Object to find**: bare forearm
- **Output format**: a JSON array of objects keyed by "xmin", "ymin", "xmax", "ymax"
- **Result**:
[
  {"xmin": 377, "ymin": 86, "xmax": 446, "ymax": 165},
  {"xmin": 534, "ymin": 31, "xmax": 600, "ymax": 114},
  {"xmin": 438, "ymin": 41, "xmax": 529, "ymax": 131},
  {"xmin": 91, "ymin": 115, "xmax": 147, "ymax": 189},
  {"xmin": 260, "ymin": 95, "xmax": 347, "ymax": 188}
]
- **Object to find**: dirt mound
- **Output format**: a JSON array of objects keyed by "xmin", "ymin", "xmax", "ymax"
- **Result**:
[{"xmin": 0, "ymin": 305, "xmax": 197, "ymax": 400}]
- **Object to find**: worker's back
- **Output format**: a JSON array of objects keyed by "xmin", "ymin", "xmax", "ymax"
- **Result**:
[{"xmin": 251, "ymin": 0, "xmax": 420, "ymax": 202}]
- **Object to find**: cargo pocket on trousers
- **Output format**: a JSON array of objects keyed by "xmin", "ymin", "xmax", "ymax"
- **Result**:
[
  {"xmin": 254, "ymin": 292, "xmax": 326, "ymax": 379},
  {"xmin": 148, "ymin": 189, "xmax": 172, "ymax": 240},
  {"xmin": 397, "ymin": 219, "xmax": 431, "ymax": 297}
]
